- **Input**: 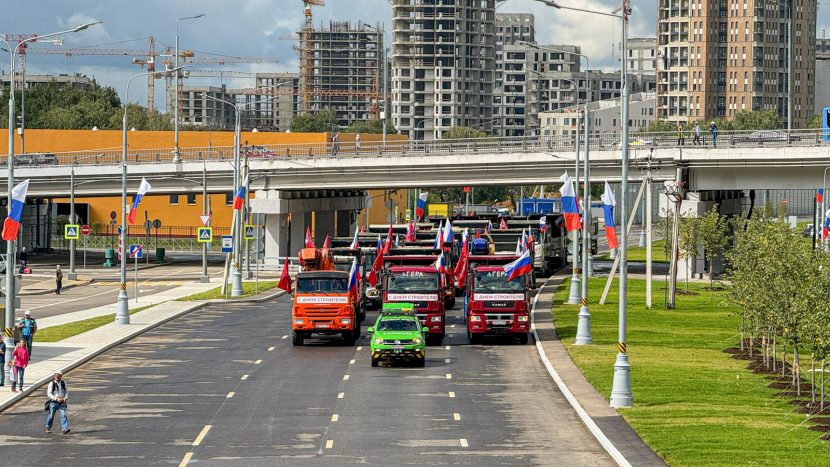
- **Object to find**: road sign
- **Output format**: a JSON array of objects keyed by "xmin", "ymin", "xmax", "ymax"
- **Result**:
[
  {"xmin": 200, "ymin": 215, "xmax": 211, "ymax": 226},
  {"xmin": 144, "ymin": 220, "xmax": 152, "ymax": 231},
  {"xmin": 64, "ymin": 224, "xmax": 80, "ymax": 240},
  {"xmin": 244, "ymin": 224, "xmax": 255, "ymax": 240},
  {"xmin": 117, "ymin": 226, "xmax": 122, "ymax": 235},
  {"xmin": 197, "ymin": 227, "xmax": 213, "ymax": 243},
  {"xmin": 129, "ymin": 244, "xmax": 143, "ymax": 259},
  {"xmin": 80, "ymin": 225, "xmax": 91, "ymax": 236},
  {"xmin": 221, "ymin": 236, "xmax": 233, "ymax": 253},
  {"xmin": 405, "ymin": 209, "xmax": 411, "ymax": 222},
  {"xmin": 153, "ymin": 219, "xmax": 162, "ymax": 229},
  {"xmin": 110, "ymin": 210, "xmax": 117, "ymax": 220}
]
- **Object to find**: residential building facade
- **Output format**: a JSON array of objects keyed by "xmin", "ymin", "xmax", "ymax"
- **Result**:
[
  {"xmin": 240, "ymin": 73, "xmax": 300, "ymax": 132},
  {"xmin": 539, "ymin": 92, "xmax": 656, "ymax": 139},
  {"xmin": 178, "ymin": 85, "xmax": 235, "ymax": 129}
]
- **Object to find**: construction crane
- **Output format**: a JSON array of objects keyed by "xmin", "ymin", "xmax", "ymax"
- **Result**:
[{"xmin": 300, "ymin": 0, "xmax": 325, "ymax": 113}]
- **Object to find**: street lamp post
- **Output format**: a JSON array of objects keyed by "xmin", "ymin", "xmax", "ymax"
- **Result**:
[
  {"xmin": 535, "ymin": 0, "xmax": 632, "ymax": 408},
  {"xmin": 69, "ymin": 165, "xmax": 76, "ymax": 280},
  {"xmin": 1, "ymin": 21, "xmax": 100, "ymax": 349},
  {"xmin": 173, "ymin": 13, "xmax": 205, "ymax": 164}
]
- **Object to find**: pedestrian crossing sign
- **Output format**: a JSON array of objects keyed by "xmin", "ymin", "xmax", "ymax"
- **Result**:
[
  {"xmin": 197, "ymin": 227, "xmax": 213, "ymax": 243},
  {"xmin": 244, "ymin": 224, "xmax": 255, "ymax": 240},
  {"xmin": 64, "ymin": 224, "xmax": 80, "ymax": 240}
]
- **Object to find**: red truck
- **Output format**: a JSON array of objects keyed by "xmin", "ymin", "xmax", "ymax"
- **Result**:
[
  {"xmin": 464, "ymin": 254, "xmax": 530, "ymax": 344},
  {"xmin": 387, "ymin": 246, "xmax": 457, "ymax": 309},
  {"xmin": 381, "ymin": 262, "xmax": 446, "ymax": 343}
]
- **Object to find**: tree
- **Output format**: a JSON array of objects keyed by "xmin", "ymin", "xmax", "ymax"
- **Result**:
[
  {"xmin": 644, "ymin": 120, "xmax": 678, "ymax": 133},
  {"xmin": 345, "ymin": 119, "xmax": 396, "ymax": 134},
  {"xmin": 441, "ymin": 126, "xmax": 488, "ymax": 139},
  {"xmin": 807, "ymin": 114, "xmax": 822, "ymax": 129},
  {"xmin": 697, "ymin": 205, "xmax": 729, "ymax": 288},
  {"xmin": 677, "ymin": 212, "xmax": 699, "ymax": 291},
  {"xmin": 290, "ymin": 110, "xmax": 338, "ymax": 133},
  {"xmin": 730, "ymin": 109, "xmax": 781, "ymax": 130}
]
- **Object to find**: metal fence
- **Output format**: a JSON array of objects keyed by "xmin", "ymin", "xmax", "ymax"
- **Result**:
[
  {"xmin": 7, "ymin": 129, "xmax": 828, "ymax": 168},
  {"xmin": 50, "ymin": 225, "xmax": 234, "ymax": 253}
]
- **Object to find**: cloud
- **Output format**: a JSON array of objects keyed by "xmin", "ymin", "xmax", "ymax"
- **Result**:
[{"xmin": 56, "ymin": 12, "xmax": 111, "ymax": 46}]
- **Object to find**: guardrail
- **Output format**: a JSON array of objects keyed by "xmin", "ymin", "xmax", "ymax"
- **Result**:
[{"xmin": 5, "ymin": 129, "xmax": 829, "ymax": 168}]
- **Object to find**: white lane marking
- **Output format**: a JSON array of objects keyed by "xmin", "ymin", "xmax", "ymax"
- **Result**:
[
  {"xmin": 254, "ymin": 359, "xmax": 262, "ymax": 365},
  {"xmin": 356, "ymin": 346, "xmax": 363, "ymax": 351},
  {"xmin": 459, "ymin": 438, "xmax": 469, "ymax": 448},
  {"xmin": 349, "ymin": 359, "xmax": 355, "ymax": 365},
  {"xmin": 331, "ymin": 414, "xmax": 339, "ymax": 422},
  {"xmin": 450, "ymin": 324, "xmax": 456, "ymax": 328},
  {"xmin": 325, "ymin": 440, "xmax": 334, "ymax": 449},
  {"xmin": 343, "ymin": 375, "xmax": 350, "ymax": 381},
  {"xmin": 241, "ymin": 374, "xmax": 249, "ymax": 380},
  {"xmin": 192, "ymin": 425, "xmax": 212, "ymax": 446},
  {"xmin": 226, "ymin": 392, "xmax": 235, "ymax": 398},
  {"xmin": 445, "ymin": 345, "xmax": 451, "ymax": 350},
  {"xmin": 453, "ymin": 413, "xmax": 461, "ymax": 421},
  {"xmin": 448, "ymin": 391, "xmax": 456, "ymax": 398},
  {"xmin": 445, "ymin": 358, "xmax": 451, "ymax": 364},
  {"xmin": 28, "ymin": 288, "xmax": 117, "ymax": 310},
  {"xmin": 281, "ymin": 335, "xmax": 288, "ymax": 340},
  {"xmin": 268, "ymin": 346, "xmax": 275, "ymax": 351},
  {"xmin": 178, "ymin": 452, "xmax": 193, "ymax": 467},
  {"xmin": 337, "ymin": 392, "xmax": 345, "ymax": 399},
  {"xmin": 446, "ymin": 373, "xmax": 452, "ymax": 380}
]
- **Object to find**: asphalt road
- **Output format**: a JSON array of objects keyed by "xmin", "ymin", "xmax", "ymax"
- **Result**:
[{"xmin": 0, "ymin": 295, "xmax": 613, "ymax": 466}]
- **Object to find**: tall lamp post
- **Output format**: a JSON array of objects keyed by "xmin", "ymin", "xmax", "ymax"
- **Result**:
[
  {"xmin": 172, "ymin": 13, "xmax": 205, "ymax": 164},
  {"xmin": 118, "ymin": 67, "xmax": 185, "ymax": 324},
  {"xmin": 534, "ymin": 0, "xmax": 632, "ymax": 408},
  {"xmin": 1, "ymin": 21, "xmax": 100, "ymax": 351}
]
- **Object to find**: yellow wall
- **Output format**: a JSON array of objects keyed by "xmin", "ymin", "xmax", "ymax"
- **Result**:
[{"xmin": 359, "ymin": 189, "xmax": 412, "ymax": 226}]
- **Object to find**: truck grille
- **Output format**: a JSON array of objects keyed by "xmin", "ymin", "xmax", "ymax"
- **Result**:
[
  {"xmin": 484, "ymin": 301, "xmax": 515, "ymax": 309},
  {"xmin": 382, "ymin": 339, "xmax": 414, "ymax": 345},
  {"xmin": 485, "ymin": 313, "xmax": 514, "ymax": 321},
  {"xmin": 305, "ymin": 307, "xmax": 339, "ymax": 318}
]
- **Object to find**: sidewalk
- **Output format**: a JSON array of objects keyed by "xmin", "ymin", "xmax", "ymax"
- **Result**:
[{"xmin": 532, "ymin": 276, "xmax": 667, "ymax": 467}]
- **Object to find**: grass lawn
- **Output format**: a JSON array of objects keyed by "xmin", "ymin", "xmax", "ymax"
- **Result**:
[
  {"xmin": 597, "ymin": 239, "xmax": 669, "ymax": 262},
  {"xmin": 553, "ymin": 277, "xmax": 830, "ymax": 466},
  {"xmin": 35, "ymin": 304, "xmax": 157, "ymax": 343},
  {"xmin": 180, "ymin": 281, "xmax": 278, "ymax": 301}
]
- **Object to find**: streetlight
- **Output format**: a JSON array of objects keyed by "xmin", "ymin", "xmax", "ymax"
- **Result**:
[
  {"xmin": 534, "ymin": 0, "xmax": 632, "ymax": 408},
  {"xmin": 118, "ymin": 66, "xmax": 186, "ymax": 324},
  {"xmin": 1, "ymin": 21, "xmax": 101, "ymax": 353},
  {"xmin": 173, "ymin": 13, "xmax": 206, "ymax": 164}
]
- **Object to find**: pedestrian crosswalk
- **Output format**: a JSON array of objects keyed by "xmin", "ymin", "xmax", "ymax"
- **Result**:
[{"xmin": 93, "ymin": 280, "xmax": 193, "ymax": 287}]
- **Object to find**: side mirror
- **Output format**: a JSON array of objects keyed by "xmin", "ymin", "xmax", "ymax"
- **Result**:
[{"xmin": 367, "ymin": 327, "xmax": 374, "ymax": 334}]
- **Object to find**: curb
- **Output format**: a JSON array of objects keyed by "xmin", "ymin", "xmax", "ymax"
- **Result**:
[
  {"xmin": 530, "ymin": 276, "xmax": 632, "ymax": 467},
  {"xmin": 0, "ymin": 290, "xmax": 287, "ymax": 413}
]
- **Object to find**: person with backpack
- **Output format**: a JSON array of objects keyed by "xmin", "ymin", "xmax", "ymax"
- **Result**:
[
  {"xmin": 19, "ymin": 246, "xmax": 28, "ymax": 268},
  {"xmin": 46, "ymin": 370, "xmax": 70, "ymax": 434},
  {"xmin": 709, "ymin": 121, "xmax": 719, "ymax": 148},
  {"xmin": 16, "ymin": 310, "xmax": 37, "ymax": 356},
  {"xmin": 11, "ymin": 340, "xmax": 29, "ymax": 392}
]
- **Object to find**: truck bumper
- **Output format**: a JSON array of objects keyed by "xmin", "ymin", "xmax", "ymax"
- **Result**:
[
  {"xmin": 417, "ymin": 314, "xmax": 445, "ymax": 335},
  {"xmin": 293, "ymin": 318, "xmax": 354, "ymax": 333},
  {"xmin": 372, "ymin": 347, "xmax": 425, "ymax": 362}
]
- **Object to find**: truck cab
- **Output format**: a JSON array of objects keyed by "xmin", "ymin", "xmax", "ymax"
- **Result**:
[
  {"xmin": 381, "ymin": 265, "xmax": 446, "ymax": 343},
  {"xmin": 386, "ymin": 248, "xmax": 457, "ymax": 309},
  {"xmin": 291, "ymin": 271, "xmax": 360, "ymax": 346},
  {"xmin": 465, "ymin": 265, "xmax": 530, "ymax": 344}
]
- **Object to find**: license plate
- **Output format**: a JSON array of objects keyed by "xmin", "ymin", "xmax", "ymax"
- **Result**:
[
  {"xmin": 393, "ymin": 345, "xmax": 404, "ymax": 353},
  {"xmin": 314, "ymin": 323, "xmax": 330, "ymax": 329},
  {"xmin": 491, "ymin": 319, "xmax": 508, "ymax": 326}
]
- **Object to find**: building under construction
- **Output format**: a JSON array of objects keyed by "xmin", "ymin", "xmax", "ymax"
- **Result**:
[
  {"xmin": 240, "ymin": 73, "xmax": 301, "ymax": 132},
  {"xmin": 299, "ymin": 20, "xmax": 384, "ymax": 128}
]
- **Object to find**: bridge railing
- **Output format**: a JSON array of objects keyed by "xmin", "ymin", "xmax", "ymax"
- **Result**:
[{"xmin": 8, "ymin": 129, "xmax": 829, "ymax": 168}]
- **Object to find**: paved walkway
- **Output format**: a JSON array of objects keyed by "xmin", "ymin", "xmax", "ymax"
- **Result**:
[{"xmin": 533, "ymin": 275, "xmax": 667, "ymax": 467}]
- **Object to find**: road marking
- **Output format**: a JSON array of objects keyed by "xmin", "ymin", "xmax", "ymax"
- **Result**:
[
  {"xmin": 459, "ymin": 438, "xmax": 469, "ymax": 448},
  {"xmin": 343, "ymin": 375, "xmax": 350, "ymax": 381},
  {"xmin": 28, "ymin": 287, "xmax": 118, "ymax": 310},
  {"xmin": 446, "ymin": 373, "xmax": 452, "ymax": 380},
  {"xmin": 337, "ymin": 392, "xmax": 345, "ymax": 399},
  {"xmin": 453, "ymin": 413, "xmax": 461, "ymax": 421},
  {"xmin": 325, "ymin": 440, "xmax": 334, "ymax": 449},
  {"xmin": 192, "ymin": 425, "xmax": 212, "ymax": 446},
  {"xmin": 268, "ymin": 346, "xmax": 275, "ymax": 351},
  {"xmin": 450, "ymin": 324, "xmax": 456, "ymax": 328},
  {"xmin": 448, "ymin": 391, "xmax": 456, "ymax": 398},
  {"xmin": 349, "ymin": 359, "xmax": 355, "ymax": 365},
  {"xmin": 331, "ymin": 414, "xmax": 339, "ymax": 422},
  {"xmin": 178, "ymin": 452, "xmax": 193, "ymax": 467},
  {"xmin": 226, "ymin": 392, "xmax": 235, "ymax": 398},
  {"xmin": 281, "ymin": 335, "xmax": 288, "ymax": 340},
  {"xmin": 445, "ymin": 358, "xmax": 451, "ymax": 364},
  {"xmin": 254, "ymin": 359, "xmax": 262, "ymax": 365},
  {"xmin": 356, "ymin": 346, "xmax": 363, "ymax": 351},
  {"xmin": 241, "ymin": 374, "xmax": 249, "ymax": 380},
  {"xmin": 445, "ymin": 345, "xmax": 451, "ymax": 350}
]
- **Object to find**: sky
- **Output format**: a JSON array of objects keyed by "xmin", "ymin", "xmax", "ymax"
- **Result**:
[{"xmin": 2, "ymin": 0, "xmax": 829, "ymax": 109}]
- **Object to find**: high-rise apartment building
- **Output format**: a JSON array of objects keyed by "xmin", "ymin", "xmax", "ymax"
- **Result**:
[
  {"xmin": 300, "ymin": 21, "xmax": 384, "ymax": 128},
  {"xmin": 494, "ymin": 14, "xmax": 536, "ymax": 136},
  {"xmin": 496, "ymin": 13, "xmax": 535, "ymax": 50},
  {"xmin": 178, "ymin": 85, "xmax": 235, "ymax": 129},
  {"xmin": 657, "ymin": 0, "xmax": 816, "ymax": 127},
  {"xmin": 240, "ymin": 73, "xmax": 300, "ymax": 132},
  {"xmin": 627, "ymin": 38, "xmax": 657, "ymax": 77},
  {"xmin": 392, "ymin": 0, "xmax": 496, "ymax": 140}
]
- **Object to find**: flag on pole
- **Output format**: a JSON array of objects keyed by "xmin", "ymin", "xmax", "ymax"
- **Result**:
[
  {"xmin": 347, "ymin": 257, "xmax": 359, "ymax": 294},
  {"xmin": 233, "ymin": 176, "xmax": 249, "ymax": 210},
  {"xmin": 433, "ymin": 221, "xmax": 443, "ymax": 249},
  {"xmin": 2, "ymin": 179, "xmax": 29, "ymax": 241},
  {"xmin": 416, "ymin": 192, "xmax": 428, "ymax": 220},
  {"xmin": 127, "ymin": 178, "xmax": 151, "ymax": 224},
  {"xmin": 322, "ymin": 234, "xmax": 331, "ymax": 249},
  {"xmin": 539, "ymin": 215, "xmax": 548, "ymax": 233},
  {"xmin": 349, "ymin": 228, "xmax": 360, "ymax": 249},
  {"xmin": 515, "ymin": 237, "xmax": 522, "ymax": 255},
  {"xmin": 602, "ymin": 181, "xmax": 618, "ymax": 249},
  {"xmin": 443, "ymin": 219, "xmax": 454, "ymax": 244},
  {"xmin": 818, "ymin": 188, "xmax": 825, "ymax": 204},
  {"xmin": 304, "ymin": 226, "xmax": 315, "ymax": 248},
  {"xmin": 485, "ymin": 221, "xmax": 493, "ymax": 235},
  {"xmin": 503, "ymin": 250, "xmax": 532, "ymax": 281},
  {"xmin": 277, "ymin": 257, "xmax": 292, "ymax": 292},
  {"xmin": 560, "ymin": 173, "xmax": 582, "ymax": 232},
  {"xmin": 367, "ymin": 236, "xmax": 385, "ymax": 287},
  {"xmin": 499, "ymin": 217, "xmax": 508, "ymax": 230},
  {"xmin": 434, "ymin": 251, "xmax": 448, "ymax": 274}
]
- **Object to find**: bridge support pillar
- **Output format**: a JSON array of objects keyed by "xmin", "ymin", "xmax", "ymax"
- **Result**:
[
  {"xmin": 264, "ymin": 213, "xmax": 289, "ymax": 263},
  {"xmin": 290, "ymin": 212, "xmax": 312, "ymax": 254},
  {"xmin": 336, "ymin": 210, "xmax": 354, "ymax": 237},
  {"xmin": 315, "ymin": 211, "xmax": 335, "ymax": 245}
]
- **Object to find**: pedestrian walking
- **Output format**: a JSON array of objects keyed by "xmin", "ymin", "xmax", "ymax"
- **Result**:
[
  {"xmin": 709, "ymin": 121, "xmax": 719, "ymax": 148},
  {"xmin": 693, "ymin": 122, "xmax": 702, "ymax": 145},
  {"xmin": 16, "ymin": 310, "xmax": 37, "ymax": 356},
  {"xmin": 55, "ymin": 265, "xmax": 63, "ymax": 295},
  {"xmin": 7, "ymin": 358, "xmax": 16, "ymax": 390},
  {"xmin": 355, "ymin": 133, "xmax": 361, "ymax": 155},
  {"xmin": 19, "ymin": 246, "xmax": 28, "ymax": 268},
  {"xmin": 0, "ymin": 340, "xmax": 5, "ymax": 387},
  {"xmin": 330, "ymin": 131, "xmax": 340, "ymax": 157},
  {"xmin": 46, "ymin": 370, "xmax": 70, "ymax": 434},
  {"xmin": 11, "ymin": 340, "xmax": 29, "ymax": 392},
  {"xmin": 677, "ymin": 124, "xmax": 685, "ymax": 146}
]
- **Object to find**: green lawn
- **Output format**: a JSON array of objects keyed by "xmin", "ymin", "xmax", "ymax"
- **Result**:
[
  {"xmin": 35, "ymin": 304, "xmax": 157, "ymax": 343},
  {"xmin": 180, "ymin": 281, "xmax": 278, "ymax": 301},
  {"xmin": 554, "ymin": 277, "xmax": 830, "ymax": 466},
  {"xmin": 597, "ymin": 239, "xmax": 668, "ymax": 262}
]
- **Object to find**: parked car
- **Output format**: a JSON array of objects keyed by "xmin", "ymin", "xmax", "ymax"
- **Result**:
[{"xmin": 740, "ymin": 130, "xmax": 800, "ymax": 144}]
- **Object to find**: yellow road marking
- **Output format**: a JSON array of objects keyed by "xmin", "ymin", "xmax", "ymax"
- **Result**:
[
  {"xmin": 325, "ymin": 440, "xmax": 334, "ymax": 449},
  {"xmin": 453, "ymin": 413, "xmax": 461, "ymax": 421},
  {"xmin": 192, "ymin": 425, "xmax": 212, "ymax": 446},
  {"xmin": 178, "ymin": 452, "xmax": 193, "ymax": 467},
  {"xmin": 226, "ymin": 392, "xmax": 235, "ymax": 398}
]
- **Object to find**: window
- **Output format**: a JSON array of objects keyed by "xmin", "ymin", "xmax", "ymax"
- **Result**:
[
  {"xmin": 187, "ymin": 193, "xmax": 197, "ymax": 205},
  {"xmin": 225, "ymin": 193, "xmax": 233, "ymax": 205},
  {"xmin": 169, "ymin": 194, "xmax": 179, "ymax": 205}
]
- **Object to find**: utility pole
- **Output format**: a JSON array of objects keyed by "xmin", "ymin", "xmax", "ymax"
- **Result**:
[
  {"xmin": 576, "ymin": 105, "xmax": 592, "ymax": 345},
  {"xmin": 68, "ymin": 166, "xmax": 77, "ymax": 279},
  {"xmin": 201, "ymin": 160, "xmax": 209, "ymax": 282}
]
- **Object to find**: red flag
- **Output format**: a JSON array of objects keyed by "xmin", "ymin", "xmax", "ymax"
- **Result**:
[
  {"xmin": 304, "ymin": 226, "xmax": 315, "ymax": 248},
  {"xmin": 278, "ymin": 257, "xmax": 292, "ymax": 292},
  {"xmin": 367, "ymin": 243, "xmax": 385, "ymax": 286},
  {"xmin": 382, "ymin": 237, "xmax": 392, "ymax": 255},
  {"xmin": 499, "ymin": 218, "xmax": 508, "ymax": 230},
  {"xmin": 322, "ymin": 234, "xmax": 331, "ymax": 249}
]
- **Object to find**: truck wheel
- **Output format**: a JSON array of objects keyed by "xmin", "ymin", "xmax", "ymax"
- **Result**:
[
  {"xmin": 415, "ymin": 356, "xmax": 425, "ymax": 367},
  {"xmin": 291, "ymin": 331, "xmax": 304, "ymax": 346},
  {"xmin": 518, "ymin": 333, "xmax": 529, "ymax": 345},
  {"xmin": 342, "ymin": 331, "xmax": 357, "ymax": 346},
  {"xmin": 371, "ymin": 357, "xmax": 379, "ymax": 367},
  {"xmin": 468, "ymin": 332, "xmax": 480, "ymax": 345}
]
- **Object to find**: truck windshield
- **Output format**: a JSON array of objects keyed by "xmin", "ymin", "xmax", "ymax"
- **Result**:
[
  {"xmin": 474, "ymin": 272, "xmax": 525, "ymax": 292},
  {"xmin": 377, "ymin": 319, "xmax": 419, "ymax": 331},
  {"xmin": 297, "ymin": 278, "xmax": 348, "ymax": 293},
  {"xmin": 387, "ymin": 273, "xmax": 439, "ymax": 292}
]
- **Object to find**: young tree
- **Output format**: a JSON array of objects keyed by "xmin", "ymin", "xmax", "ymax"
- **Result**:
[
  {"xmin": 697, "ymin": 205, "xmax": 729, "ymax": 288},
  {"xmin": 441, "ymin": 126, "xmax": 488, "ymax": 139},
  {"xmin": 677, "ymin": 212, "xmax": 699, "ymax": 291},
  {"xmin": 345, "ymin": 119, "xmax": 397, "ymax": 134},
  {"xmin": 289, "ymin": 109, "xmax": 338, "ymax": 133}
]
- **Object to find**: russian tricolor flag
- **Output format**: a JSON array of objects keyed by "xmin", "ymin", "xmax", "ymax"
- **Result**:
[
  {"xmin": 2, "ymin": 179, "xmax": 29, "ymax": 241},
  {"xmin": 443, "ymin": 219, "xmax": 454, "ymax": 244},
  {"xmin": 433, "ymin": 221, "xmax": 443, "ymax": 249},
  {"xmin": 233, "ymin": 176, "xmax": 249, "ymax": 210},
  {"xmin": 824, "ymin": 215, "xmax": 830, "ymax": 241},
  {"xmin": 818, "ymin": 188, "xmax": 824, "ymax": 204},
  {"xmin": 416, "ymin": 192, "xmax": 428, "ymax": 220},
  {"xmin": 539, "ymin": 215, "xmax": 548, "ymax": 233},
  {"xmin": 435, "ymin": 251, "xmax": 448, "ymax": 274},
  {"xmin": 347, "ymin": 257, "xmax": 359, "ymax": 294},
  {"xmin": 602, "ymin": 181, "xmax": 618, "ymax": 250},
  {"xmin": 503, "ymin": 249, "xmax": 532, "ymax": 281},
  {"xmin": 349, "ymin": 228, "xmax": 360, "ymax": 249},
  {"xmin": 128, "ymin": 178, "xmax": 151, "ymax": 225},
  {"xmin": 560, "ymin": 173, "xmax": 582, "ymax": 232}
]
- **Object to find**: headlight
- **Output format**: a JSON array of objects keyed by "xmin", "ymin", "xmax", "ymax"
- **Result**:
[
  {"xmin": 430, "ymin": 316, "xmax": 442, "ymax": 322},
  {"xmin": 518, "ymin": 315, "xmax": 528, "ymax": 322},
  {"xmin": 413, "ymin": 338, "xmax": 421, "ymax": 345},
  {"xmin": 375, "ymin": 338, "xmax": 383, "ymax": 344},
  {"xmin": 293, "ymin": 319, "xmax": 304, "ymax": 325},
  {"xmin": 342, "ymin": 318, "xmax": 352, "ymax": 324},
  {"xmin": 470, "ymin": 315, "xmax": 482, "ymax": 322}
]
